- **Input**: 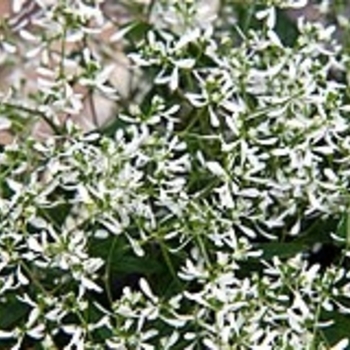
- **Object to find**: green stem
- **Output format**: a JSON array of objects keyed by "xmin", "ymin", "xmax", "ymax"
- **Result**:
[
  {"xmin": 104, "ymin": 237, "xmax": 118, "ymax": 306},
  {"xmin": 1, "ymin": 101, "xmax": 63, "ymax": 135},
  {"xmin": 19, "ymin": 260, "xmax": 49, "ymax": 296},
  {"xmin": 159, "ymin": 238, "xmax": 182, "ymax": 288}
]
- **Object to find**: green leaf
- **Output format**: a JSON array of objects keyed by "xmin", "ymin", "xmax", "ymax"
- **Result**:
[
  {"xmin": 320, "ymin": 311, "xmax": 350, "ymax": 347},
  {"xmin": 257, "ymin": 241, "xmax": 306, "ymax": 260}
]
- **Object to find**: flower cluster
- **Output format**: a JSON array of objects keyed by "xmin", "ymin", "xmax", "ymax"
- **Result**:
[{"xmin": 1, "ymin": 0, "xmax": 350, "ymax": 349}]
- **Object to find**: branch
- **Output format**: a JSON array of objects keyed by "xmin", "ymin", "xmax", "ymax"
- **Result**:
[{"xmin": 0, "ymin": 101, "xmax": 63, "ymax": 135}]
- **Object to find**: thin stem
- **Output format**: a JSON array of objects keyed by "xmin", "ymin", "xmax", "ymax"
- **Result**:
[
  {"xmin": 146, "ymin": 0, "xmax": 157, "ymax": 21},
  {"xmin": 1, "ymin": 101, "xmax": 63, "ymax": 135},
  {"xmin": 19, "ymin": 260, "xmax": 49, "ymax": 296},
  {"xmin": 104, "ymin": 237, "xmax": 118, "ymax": 306},
  {"xmin": 159, "ymin": 238, "xmax": 182, "ymax": 288}
]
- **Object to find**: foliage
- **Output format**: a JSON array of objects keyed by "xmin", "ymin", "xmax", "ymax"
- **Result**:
[{"xmin": 1, "ymin": 0, "xmax": 350, "ymax": 349}]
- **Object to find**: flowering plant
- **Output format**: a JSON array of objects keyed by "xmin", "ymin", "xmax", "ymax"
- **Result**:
[{"xmin": 1, "ymin": 0, "xmax": 350, "ymax": 349}]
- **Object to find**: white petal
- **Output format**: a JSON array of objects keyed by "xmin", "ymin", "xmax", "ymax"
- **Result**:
[
  {"xmin": 139, "ymin": 278, "xmax": 156, "ymax": 301},
  {"xmin": 207, "ymin": 161, "xmax": 226, "ymax": 177},
  {"xmin": 331, "ymin": 339, "xmax": 349, "ymax": 350}
]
